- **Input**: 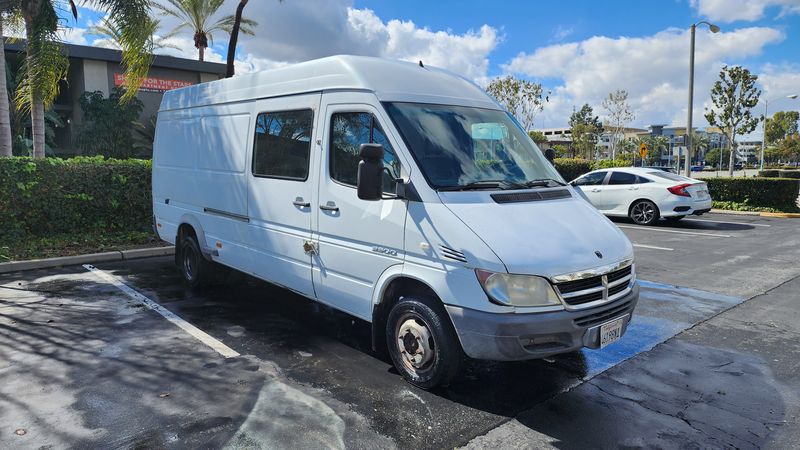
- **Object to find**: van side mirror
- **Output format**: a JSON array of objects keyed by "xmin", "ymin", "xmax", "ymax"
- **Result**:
[{"xmin": 357, "ymin": 143, "xmax": 384, "ymax": 201}]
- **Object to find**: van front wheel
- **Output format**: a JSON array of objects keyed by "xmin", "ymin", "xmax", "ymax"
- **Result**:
[
  {"xmin": 179, "ymin": 236, "xmax": 211, "ymax": 288},
  {"xmin": 386, "ymin": 296, "xmax": 462, "ymax": 389}
]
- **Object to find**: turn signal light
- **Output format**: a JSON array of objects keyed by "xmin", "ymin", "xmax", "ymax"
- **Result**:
[{"xmin": 667, "ymin": 183, "xmax": 692, "ymax": 197}]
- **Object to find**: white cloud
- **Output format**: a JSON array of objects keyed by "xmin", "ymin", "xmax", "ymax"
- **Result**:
[
  {"xmin": 58, "ymin": 27, "xmax": 89, "ymax": 46},
  {"xmin": 504, "ymin": 27, "xmax": 785, "ymax": 128},
  {"xmin": 552, "ymin": 25, "xmax": 574, "ymax": 42},
  {"xmin": 758, "ymin": 63, "xmax": 800, "ymax": 113},
  {"xmin": 690, "ymin": 0, "xmax": 800, "ymax": 23},
  {"xmin": 228, "ymin": 0, "xmax": 499, "ymax": 80}
]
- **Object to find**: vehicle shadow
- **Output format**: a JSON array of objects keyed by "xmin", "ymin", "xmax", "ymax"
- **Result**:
[
  {"xmin": 609, "ymin": 216, "xmax": 758, "ymax": 231},
  {"xmin": 108, "ymin": 258, "xmax": 590, "ymax": 449}
]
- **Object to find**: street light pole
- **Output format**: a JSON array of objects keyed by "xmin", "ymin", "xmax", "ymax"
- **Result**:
[
  {"xmin": 759, "ymin": 94, "xmax": 798, "ymax": 171},
  {"xmin": 685, "ymin": 21, "xmax": 720, "ymax": 178}
]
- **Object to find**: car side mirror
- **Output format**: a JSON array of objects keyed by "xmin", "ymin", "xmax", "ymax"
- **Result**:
[{"xmin": 357, "ymin": 143, "xmax": 384, "ymax": 201}]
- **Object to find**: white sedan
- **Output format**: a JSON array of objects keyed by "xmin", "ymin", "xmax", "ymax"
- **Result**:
[{"xmin": 570, "ymin": 167, "xmax": 713, "ymax": 225}]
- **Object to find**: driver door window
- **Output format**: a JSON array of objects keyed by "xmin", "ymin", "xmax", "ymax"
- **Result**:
[{"xmin": 330, "ymin": 112, "xmax": 399, "ymax": 193}]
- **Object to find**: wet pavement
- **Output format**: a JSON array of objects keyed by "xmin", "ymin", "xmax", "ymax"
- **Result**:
[{"xmin": 1, "ymin": 213, "xmax": 799, "ymax": 449}]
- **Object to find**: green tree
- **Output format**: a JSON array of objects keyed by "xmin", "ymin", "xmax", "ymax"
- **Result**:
[
  {"xmin": 552, "ymin": 144, "xmax": 570, "ymax": 158},
  {"xmin": 601, "ymin": 89, "xmax": 634, "ymax": 159},
  {"xmin": 775, "ymin": 134, "xmax": 800, "ymax": 162},
  {"xmin": 569, "ymin": 104, "xmax": 602, "ymax": 159},
  {"xmin": 765, "ymin": 110, "xmax": 799, "ymax": 145},
  {"xmin": 4, "ymin": 0, "xmax": 154, "ymax": 158},
  {"xmin": 635, "ymin": 135, "xmax": 670, "ymax": 165},
  {"xmin": 704, "ymin": 66, "xmax": 761, "ymax": 175},
  {"xmin": 485, "ymin": 75, "xmax": 548, "ymax": 131},
  {"xmin": 76, "ymin": 88, "xmax": 144, "ymax": 159},
  {"xmin": 156, "ymin": 0, "xmax": 257, "ymax": 62},
  {"xmin": 527, "ymin": 130, "xmax": 547, "ymax": 145},
  {"xmin": 705, "ymin": 146, "xmax": 731, "ymax": 169},
  {"xmin": 690, "ymin": 131, "xmax": 709, "ymax": 165}
]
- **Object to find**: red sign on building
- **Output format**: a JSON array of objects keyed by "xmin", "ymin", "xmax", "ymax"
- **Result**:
[{"xmin": 114, "ymin": 73, "xmax": 193, "ymax": 92}]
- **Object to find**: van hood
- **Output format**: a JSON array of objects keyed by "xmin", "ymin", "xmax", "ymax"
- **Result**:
[{"xmin": 439, "ymin": 190, "xmax": 633, "ymax": 278}]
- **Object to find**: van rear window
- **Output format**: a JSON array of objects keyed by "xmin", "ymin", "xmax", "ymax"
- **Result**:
[{"xmin": 252, "ymin": 110, "xmax": 313, "ymax": 180}]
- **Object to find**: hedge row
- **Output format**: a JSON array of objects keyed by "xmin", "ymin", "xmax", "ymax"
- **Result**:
[
  {"xmin": 0, "ymin": 157, "xmax": 152, "ymax": 240},
  {"xmin": 552, "ymin": 158, "xmax": 635, "ymax": 181},
  {"xmin": 704, "ymin": 177, "xmax": 800, "ymax": 209},
  {"xmin": 758, "ymin": 169, "xmax": 800, "ymax": 178}
]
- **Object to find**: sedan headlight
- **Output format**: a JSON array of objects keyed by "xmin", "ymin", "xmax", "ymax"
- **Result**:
[{"xmin": 475, "ymin": 269, "xmax": 563, "ymax": 308}]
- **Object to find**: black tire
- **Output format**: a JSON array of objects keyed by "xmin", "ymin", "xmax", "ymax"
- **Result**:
[
  {"xmin": 629, "ymin": 200, "xmax": 660, "ymax": 225},
  {"xmin": 386, "ymin": 296, "xmax": 462, "ymax": 389},
  {"xmin": 178, "ymin": 235, "xmax": 212, "ymax": 288}
]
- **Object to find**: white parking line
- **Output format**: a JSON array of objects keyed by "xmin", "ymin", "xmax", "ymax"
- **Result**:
[
  {"xmin": 617, "ymin": 224, "xmax": 732, "ymax": 238},
  {"xmin": 83, "ymin": 264, "xmax": 240, "ymax": 358},
  {"xmin": 682, "ymin": 218, "xmax": 770, "ymax": 227},
  {"xmin": 633, "ymin": 243, "xmax": 674, "ymax": 251}
]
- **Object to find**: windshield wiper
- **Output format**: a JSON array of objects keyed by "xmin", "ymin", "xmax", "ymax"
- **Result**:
[
  {"xmin": 522, "ymin": 178, "xmax": 567, "ymax": 187},
  {"xmin": 437, "ymin": 180, "xmax": 529, "ymax": 191}
]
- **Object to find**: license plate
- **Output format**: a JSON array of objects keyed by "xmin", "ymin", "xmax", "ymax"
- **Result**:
[
  {"xmin": 599, "ymin": 317, "xmax": 625, "ymax": 348},
  {"xmin": 696, "ymin": 189, "xmax": 709, "ymax": 199}
]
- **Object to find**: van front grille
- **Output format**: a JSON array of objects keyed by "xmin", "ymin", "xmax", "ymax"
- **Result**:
[
  {"xmin": 554, "ymin": 264, "xmax": 634, "ymax": 309},
  {"xmin": 574, "ymin": 300, "xmax": 633, "ymax": 327}
]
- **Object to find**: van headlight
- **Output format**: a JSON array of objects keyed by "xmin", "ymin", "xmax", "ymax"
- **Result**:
[{"xmin": 475, "ymin": 269, "xmax": 563, "ymax": 308}]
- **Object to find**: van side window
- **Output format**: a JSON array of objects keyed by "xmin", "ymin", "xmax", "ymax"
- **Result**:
[
  {"xmin": 330, "ymin": 112, "xmax": 399, "ymax": 193},
  {"xmin": 252, "ymin": 109, "xmax": 313, "ymax": 180}
]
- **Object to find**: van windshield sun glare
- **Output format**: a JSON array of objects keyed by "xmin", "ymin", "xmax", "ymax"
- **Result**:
[{"xmin": 383, "ymin": 102, "xmax": 563, "ymax": 190}]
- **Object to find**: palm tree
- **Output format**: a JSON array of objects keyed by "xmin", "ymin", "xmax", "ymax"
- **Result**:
[
  {"xmin": 90, "ymin": 16, "xmax": 180, "ymax": 52},
  {"xmin": 155, "ymin": 0, "xmax": 257, "ymax": 62},
  {"xmin": 0, "ymin": 15, "xmax": 14, "ymax": 157},
  {"xmin": 6, "ymin": 0, "xmax": 155, "ymax": 158}
]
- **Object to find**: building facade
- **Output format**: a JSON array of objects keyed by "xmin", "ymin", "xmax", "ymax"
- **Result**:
[{"xmin": 4, "ymin": 40, "xmax": 226, "ymax": 154}]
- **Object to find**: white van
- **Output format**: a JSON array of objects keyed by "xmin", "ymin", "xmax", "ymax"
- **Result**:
[{"xmin": 152, "ymin": 55, "xmax": 639, "ymax": 388}]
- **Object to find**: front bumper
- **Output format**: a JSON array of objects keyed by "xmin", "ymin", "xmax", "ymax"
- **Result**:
[{"xmin": 446, "ymin": 283, "xmax": 639, "ymax": 361}]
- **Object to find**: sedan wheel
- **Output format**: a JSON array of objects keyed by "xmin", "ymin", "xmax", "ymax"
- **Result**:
[{"xmin": 630, "ymin": 200, "xmax": 659, "ymax": 225}]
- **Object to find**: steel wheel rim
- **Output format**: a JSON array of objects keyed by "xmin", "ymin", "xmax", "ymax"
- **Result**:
[
  {"xmin": 395, "ymin": 313, "xmax": 436, "ymax": 374},
  {"xmin": 632, "ymin": 202, "xmax": 655, "ymax": 224}
]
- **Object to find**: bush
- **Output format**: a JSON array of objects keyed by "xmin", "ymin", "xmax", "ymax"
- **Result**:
[
  {"xmin": 0, "ymin": 157, "xmax": 152, "ymax": 241},
  {"xmin": 554, "ymin": 158, "xmax": 592, "ymax": 181},
  {"xmin": 592, "ymin": 159, "xmax": 633, "ymax": 169},
  {"xmin": 778, "ymin": 170, "xmax": 800, "ymax": 179},
  {"xmin": 758, "ymin": 170, "xmax": 780, "ymax": 177},
  {"xmin": 704, "ymin": 177, "xmax": 799, "ymax": 210}
]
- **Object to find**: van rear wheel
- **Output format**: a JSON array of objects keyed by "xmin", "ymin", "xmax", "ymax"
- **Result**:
[
  {"xmin": 179, "ymin": 235, "xmax": 212, "ymax": 288},
  {"xmin": 386, "ymin": 296, "xmax": 462, "ymax": 389}
]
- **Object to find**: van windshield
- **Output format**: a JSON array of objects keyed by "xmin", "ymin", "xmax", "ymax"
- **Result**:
[{"xmin": 383, "ymin": 102, "xmax": 563, "ymax": 190}]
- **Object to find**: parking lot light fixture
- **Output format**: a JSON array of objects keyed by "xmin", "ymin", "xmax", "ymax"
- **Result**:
[
  {"xmin": 685, "ymin": 21, "xmax": 720, "ymax": 177},
  {"xmin": 760, "ymin": 94, "xmax": 798, "ymax": 171}
]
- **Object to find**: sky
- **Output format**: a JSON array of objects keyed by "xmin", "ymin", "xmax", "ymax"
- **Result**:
[{"xmin": 56, "ymin": 0, "xmax": 800, "ymax": 132}]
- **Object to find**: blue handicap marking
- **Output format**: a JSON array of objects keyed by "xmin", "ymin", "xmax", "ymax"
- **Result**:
[{"xmin": 579, "ymin": 279, "xmax": 743, "ymax": 378}]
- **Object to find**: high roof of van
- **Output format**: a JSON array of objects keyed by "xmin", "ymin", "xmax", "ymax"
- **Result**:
[{"xmin": 159, "ymin": 55, "xmax": 501, "ymax": 112}]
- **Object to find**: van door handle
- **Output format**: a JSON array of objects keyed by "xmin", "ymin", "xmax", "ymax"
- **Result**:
[
  {"xmin": 293, "ymin": 200, "xmax": 311, "ymax": 207},
  {"xmin": 590, "ymin": 188, "xmax": 601, "ymax": 192},
  {"xmin": 320, "ymin": 203, "xmax": 339, "ymax": 212}
]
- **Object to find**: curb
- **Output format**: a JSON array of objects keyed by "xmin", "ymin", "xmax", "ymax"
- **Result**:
[
  {"xmin": 0, "ymin": 246, "xmax": 174, "ymax": 274},
  {"xmin": 759, "ymin": 212, "xmax": 800, "ymax": 218},
  {"xmin": 708, "ymin": 209, "xmax": 760, "ymax": 216}
]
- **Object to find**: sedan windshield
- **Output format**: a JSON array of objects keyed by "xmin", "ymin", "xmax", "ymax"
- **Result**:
[{"xmin": 383, "ymin": 102, "xmax": 563, "ymax": 189}]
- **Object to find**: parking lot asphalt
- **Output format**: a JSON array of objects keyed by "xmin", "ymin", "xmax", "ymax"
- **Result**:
[{"xmin": 1, "ymin": 213, "xmax": 798, "ymax": 449}]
